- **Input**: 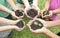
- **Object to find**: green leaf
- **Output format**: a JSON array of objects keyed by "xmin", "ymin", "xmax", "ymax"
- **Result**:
[{"xmin": 34, "ymin": 21, "xmax": 38, "ymax": 25}]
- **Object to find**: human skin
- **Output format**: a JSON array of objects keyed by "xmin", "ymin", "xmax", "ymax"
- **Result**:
[
  {"xmin": 0, "ymin": 4, "xmax": 19, "ymax": 19},
  {"xmin": 41, "ymin": 0, "xmax": 60, "ymax": 18},
  {"xmin": 27, "ymin": 18, "xmax": 60, "ymax": 38},
  {"xmin": 6, "ymin": 0, "xmax": 18, "ymax": 11}
]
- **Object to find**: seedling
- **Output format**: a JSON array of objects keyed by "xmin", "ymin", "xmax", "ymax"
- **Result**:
[
  {"xmin": 27, "ymin": 18, "xmax": 60, "ymax": 38},
  {"xmin": 43, "ymin": 10, "xmax": 49, "ymax": 16},
  {"xmin": 30, "ymin": 20, "xmax": 43, "ymax": 30},
  {"xmin": 37, "ymin": 15, "xmax": 50, "ymax": 21}
]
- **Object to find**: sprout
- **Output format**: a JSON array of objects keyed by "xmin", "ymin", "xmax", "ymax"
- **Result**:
[
  {"xmin": 43, "ymin": 10, "xmax": 49, "ymax": 16},
  {"xmin": 34, "ymin": 21, "xmax": 38, "ymax": 25},
  {"xmin": 38, "ymin": 24, "xmax": 42, "ymax": 27}
]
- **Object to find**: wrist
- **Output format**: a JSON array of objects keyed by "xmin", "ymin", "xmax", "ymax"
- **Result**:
[
  {"xmin": 32, "ymin": 4, "xmax": 38, "ymax": 7},
  {"xmin": 44, "ymin": 21, "xmax": 52, "ymax": 27},
  {"xmin": 8, "ymin": 20, "xmax": 16, "ymax": 25},
  {"xmin": 25, "ymin": 3, "xmax": 30, "ymax": 7},
  {"xmin": 49, "ymin": 10, "xmax": 53, "ymax": 15},
  {"xmin": 12, "ymin": 26, "xmax": 17, "ymax": 29},
  {"xmin": 51, "ymin": 10, "xmax": 57, "ymax": 14},
  {"xmin": 7, "ymin": 26, "xmax": 15, "ymax": 30},
  {"xmin": 9, "ymin": 11, "xmax": 14, "ymax": 15}
]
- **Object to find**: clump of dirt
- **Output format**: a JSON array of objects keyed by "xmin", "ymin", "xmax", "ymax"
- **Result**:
[
  {"xmin": 16, "ymin": 20, "xmax": 24, "ymax": 28},
  {"xmin": 30, "ymin": 20, "xmax": 43, "ymax": 30},
  {"xmin": 27, "ymin": 9, "xmax": 38, "ymax": 18},
  {"xmin": 15, "ymin": 10, "xmax": 23, "ymax": 17}
]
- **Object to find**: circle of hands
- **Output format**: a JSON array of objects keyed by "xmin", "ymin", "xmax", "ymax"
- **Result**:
[{"xmin": 12, "ymin": 5, "xmax": 60, "ymax": 38}]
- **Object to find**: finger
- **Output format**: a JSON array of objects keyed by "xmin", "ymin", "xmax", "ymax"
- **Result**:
[
  {"xmin": 48, "ymin": 14, "xmax": 52, "ymax": 17},
  {"xmin": 11, "ymin": 25, "xmax": 21, "ymax": 31},
  {"xmin": 13, "ymin": 15, "xmax": 19, "ymax": 19},
  {"xmin": 14, "ymin": 15, "xmax": 19, "ymax": 18},
  {"xmin": 37, "ymin": 18, "xmax": 46, "ymax": 24},
  {"xmin": 48, "ymin": 11, "xmax": 53, "ymax": 17},
  {"xmin": 43, "ymin": 15, "xmax": 49, "ymax": 18},
  {"xmin": 15, "ymin": 26, "xmax": 21, "ymax": 31}
]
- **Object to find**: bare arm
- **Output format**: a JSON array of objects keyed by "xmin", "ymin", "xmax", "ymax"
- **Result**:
[
  {"xmin": 0, "ymin": 4, "xmax": 19, "ymax": 19},
  {"xmin": 0, "ymin": 26, "xmax": 15, "ymax": 31},
  {"xmin": 51, "ymin": 7, "xmax": 60, "ymax": 14},
  {"xmin": 43, "ymin": 0, "xmax": 50, "ymax": 10},
  {"xmin": 32, "ymin": 0, "xmax": 38, "ymax": 6},
  {"xmin": 46, "ymin": 20, "xmax": 60, "ymax": 27},
  {"xmin": 0, "ymin": 17, "xmax": 15, "ymax": 25},
  {"xmin": 22, "ymin": 0, "xmax": 30, "ymax": 7},
  {"xmin": 6, "ymin": 0, "xmax": 18, "ymax": 11},
  {"xmin": 43, "ymin": 28, "xmax": 60, "ymax": 38},
  {"xmin": 0, "ymin": 4, "xmax": 14, "ymax": 14}
]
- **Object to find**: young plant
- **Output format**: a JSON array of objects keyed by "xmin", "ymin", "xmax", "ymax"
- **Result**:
[
  {"xmin": 30, "ymin": 20, "xmax": 43, "ymax": 30},
  {"xmin": 43, "ymin": 10, "xmax": 49, "ymax": 16}
]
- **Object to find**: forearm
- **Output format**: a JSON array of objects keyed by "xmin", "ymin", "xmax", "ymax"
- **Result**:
[
  {"xmin": 46, "ymin": 20, "xmax": 60, "ymax": 27},
  {"xmin": 33, "ymin": 0, "xmax": 38, "ymax": 6},
  {"xmin": 52, "ymin": 8, "xmax": 60, "ymax": 14},
  {"xmin": 44, "ymin": 28, "xmax": 60, "ymax": 38},
  {"xmin": 22, "ymin": 0, "xmax": 30, "ymax": 7},
  {"xmin": 0, "ymin": 17, "xmax": 15, "ymax": 25},
  {"xmin": 0, "ymin": 26, "xmax": 15, "ymax": 31},
  {"xmin": 6, "ymin": 0, "xmax": 18, "ymax": 11},
  {"xmin": 0, "ymin": 4, "xmax": 14, "ymax": 14},
  {"xmin": 44, "ymin": 0, "xmax": 50, "ymax": 10}
]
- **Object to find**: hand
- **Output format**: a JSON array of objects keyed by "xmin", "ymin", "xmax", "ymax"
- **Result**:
[
  {"xmin": 40, "ymin": 9, "xmax": 52, "ymax": 18},
  {"xmin": 40, "ymin": 9, "xmax": 47, "ymax": 18},
  {"xmin": 42, "ymin": 10, "xmax": 53, "ymax": 18},
  {"xmin": 37, "ymin": 18, "xmax": 50, "ymax": 28},
  {"xmin": 12, "ymin": 20, "xmax": 25, "ymax": 31},
  {"xmin": 11, "ymin": 12, "xmax": 19, "ymax": 19},
  {"xmin": 12, "ymin": 25, "xmax": 21, "ymax": 31}
]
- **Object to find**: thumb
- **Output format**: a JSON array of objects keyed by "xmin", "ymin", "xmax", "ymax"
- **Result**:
[
  {"xmin": 14, "ymin": 26, "xmax": 21, "ymax": 31},
  {"xmin": 12, "ymin": 14, "xmax": 19, "ymax": 19}
]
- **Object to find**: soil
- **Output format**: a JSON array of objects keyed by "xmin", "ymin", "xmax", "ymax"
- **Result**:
[
  {"xmin": 37, "ymin": 15, "xmax": 46, "ymax": 20},
  {"xmin": 37, "ymin": 15, "xmax": 52, "ymax": 21},
  {"xmin": 43, "ymin": 11, "xmax": 49, "ymax": 16},
  {"xmin": 15, "ymin": 10, "xmax": 23, "ymax": 17},
  {"xmin": 57, "ymin": 32, "xmax": 60, "ymax": 36},
  {"xmin": 16, "ymin": 20, "xmax": 24, "ymax": 28},
  {"xmin": 27, "ymin": 9, "xmax": 38, "ymax": 18},
  {"xmin": 30, "ymin": 20, "xmax": 43, "ymax": 30}
]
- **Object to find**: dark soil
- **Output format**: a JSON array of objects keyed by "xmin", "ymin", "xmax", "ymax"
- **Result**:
[
  {"xmin": 43, "ymin": 11, "xmax": 49, "ymax": 16},
  {"xmin": 30, "ymin": 20, "xmax": 43, "ymax": 30},
  {"xmin": 15, "ymin": 10, "xmax": 23, "ymax": 17},
  {"xmin": 57, "ymin": 32, "xmax": 60, "ymax": 36},
  {"xmin": 16, "ymin": 20, "xmax": 24, "ymax": 28},
  {"xmin": 37, "ymin": 15, "xmax": 46, "ymax": 20},
  {"xmin": 27, "ymin": 9, "xmax": 38, "ymax": 18}
]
